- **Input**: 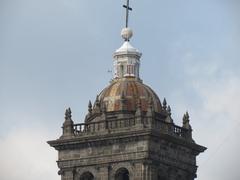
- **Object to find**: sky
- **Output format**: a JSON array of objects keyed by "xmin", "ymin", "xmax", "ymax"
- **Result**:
[{"xmin": 0, "ymin": 0, "xmax": 240, "ymax": 180}]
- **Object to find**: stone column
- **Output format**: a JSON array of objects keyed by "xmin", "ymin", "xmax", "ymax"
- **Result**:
[
  {"xmin": 61, "ymin": 170, "xmax": 74, "ymax": 180},
  {"xmin": 98, "ymin": 166, "xmax": 110, "ymax": 180},
  {"xmin": 133, "ymin": 163, "xmax": 144, "ymax": 180},
  {"xmin": 144, "ymin": 164, "xmax": 158, "ymax": 180}
]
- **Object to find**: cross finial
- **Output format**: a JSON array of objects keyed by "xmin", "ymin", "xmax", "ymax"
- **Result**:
[{"xmin": 123, "ymin": 0, "xmax": 132, "ymax": 28}]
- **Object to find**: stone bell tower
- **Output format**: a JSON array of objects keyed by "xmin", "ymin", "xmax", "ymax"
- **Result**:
[{"xmin": 48, "ymin": 1, "xmax": 206, "ymax": 180}]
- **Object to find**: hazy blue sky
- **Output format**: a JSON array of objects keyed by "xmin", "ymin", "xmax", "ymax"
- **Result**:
[{"xmin": 1, "ymin": 0, "xmax": 240, "ymax": 180}]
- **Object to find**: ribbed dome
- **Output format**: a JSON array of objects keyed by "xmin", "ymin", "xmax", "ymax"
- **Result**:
[{"xmin": 98, "ymin": 78, "xmax": 162, "ymax": 113}]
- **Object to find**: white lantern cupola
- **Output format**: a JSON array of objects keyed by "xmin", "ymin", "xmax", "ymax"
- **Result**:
[{"xmin": 113, "ymin": 27, "xmax": 142, "ymax": 80}]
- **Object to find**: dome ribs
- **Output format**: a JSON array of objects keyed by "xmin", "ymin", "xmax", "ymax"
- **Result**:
[{"xmin": 96, "ymin": 78, "xmax": 162, "ymax": 114}]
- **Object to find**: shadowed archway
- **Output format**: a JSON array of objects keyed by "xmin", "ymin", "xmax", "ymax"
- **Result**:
[
  {"xmin": 80, "ymin": 172, "xmax": 94, "ymax": 180},
  {"xmin": 115, "ymin": 168, "xmax": 130, "ymax": 180}
]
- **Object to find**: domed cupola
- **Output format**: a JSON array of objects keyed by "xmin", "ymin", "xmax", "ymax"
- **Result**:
[
  {"xmin": 84, "ymin": 1, "xmax": 165, "ymax": 116},
  {"xmin": 98, "ymin": 78, "xmax": 162, "ymax": 113},
  {"xmin": 91, "ymin": 25, "xmax": 163, "ymax": 114}
]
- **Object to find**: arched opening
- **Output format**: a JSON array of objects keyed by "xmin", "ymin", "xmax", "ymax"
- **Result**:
[
  {"xmin": 115, "ymin": 168, "xmax": 129, "ymax": 180},
  {"xmin": 120, "ymin": 64, "xmax": 124, "ymax": 77},
  {"xmin": 80, "ymin": 172, "xmax": 94, "ymax": 180}
]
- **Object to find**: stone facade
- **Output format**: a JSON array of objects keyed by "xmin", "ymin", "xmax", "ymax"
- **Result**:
[{"xmin": 48, "ymin": 106, "xmax": 206, "ymax": 180}]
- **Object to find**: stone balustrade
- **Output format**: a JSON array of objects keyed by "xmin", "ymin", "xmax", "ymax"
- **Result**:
[{"xmin": 73, "ymin": 116, "xmax": 191, "ymax": 140}]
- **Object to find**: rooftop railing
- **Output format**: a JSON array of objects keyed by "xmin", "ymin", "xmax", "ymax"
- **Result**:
[{"xmin": 73, "ymin": 116, "xmax": 190, "ymax": 140}]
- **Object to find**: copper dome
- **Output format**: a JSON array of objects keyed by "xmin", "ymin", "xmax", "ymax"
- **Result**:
[{"xmin": 98, "ymin": 78, "xmax": 162, "ymax": 113}]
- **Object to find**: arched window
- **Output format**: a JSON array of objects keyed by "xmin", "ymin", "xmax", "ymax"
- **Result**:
[
  {"xmin": 80, "ymin": 172, "xmax": 94, "ymax": 180},
  {"xmin": 115, "ymin": 168, "xmax": 129, "ymax": 180}
]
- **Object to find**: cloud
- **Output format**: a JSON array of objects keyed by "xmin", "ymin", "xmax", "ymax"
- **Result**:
[
  {"xmin": 199, "ymin": 77, "xmax": 240, "ymax": 122},
  {"xmin": 0, "ymin": 128, "xmax": 59, "ymax": 180},
  {"xmin": 194, "ymin": 74, "xmax": 240, "ymax": 180},
  {"xmin": 176, "ymin": 52, "xmax": 240, "ymax": 180}
]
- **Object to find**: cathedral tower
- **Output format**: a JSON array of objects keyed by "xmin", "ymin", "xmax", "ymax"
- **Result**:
[{"xmin": 48, "ymin": 1, "xmax": 206, "ymax": 180}]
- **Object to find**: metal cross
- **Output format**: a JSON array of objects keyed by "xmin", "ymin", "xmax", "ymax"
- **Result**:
[{"xmin": 123, "ymin": 0, "xmax": 132, "ymax": 28}]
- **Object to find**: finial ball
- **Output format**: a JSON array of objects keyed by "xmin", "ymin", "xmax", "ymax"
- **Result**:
[{"xmin": 121, "ymin": 27, "xmax": 133, "ymax": 41}]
